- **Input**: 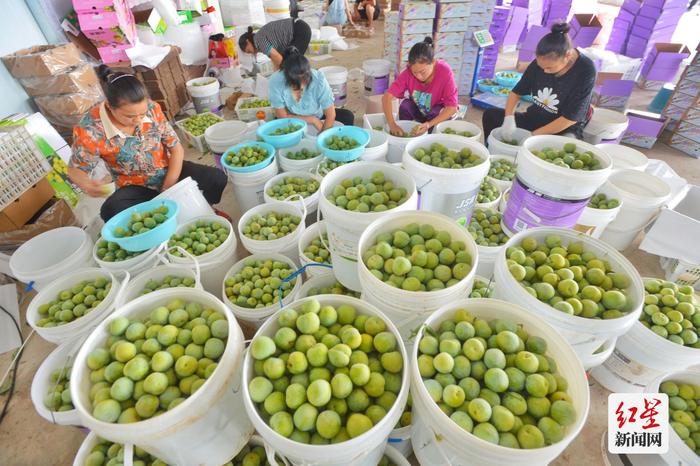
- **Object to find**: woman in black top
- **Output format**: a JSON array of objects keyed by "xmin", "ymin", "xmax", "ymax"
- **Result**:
[
  {"xmin": 482, "ymin": 23, "xmax": 596, "ymax": 141},
  {"xmin": 238, "ymin": 18, "xmax": 312, "ymax": 70}
]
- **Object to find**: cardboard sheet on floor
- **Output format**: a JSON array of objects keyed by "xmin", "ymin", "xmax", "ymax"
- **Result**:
[{"xmin": 0, "ymin": 284, "xmax": 21, "ymax": 353}]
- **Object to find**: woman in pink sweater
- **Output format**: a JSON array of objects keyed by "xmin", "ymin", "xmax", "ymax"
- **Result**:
[{"xmin": 382, "ymin": 37, "xmax": 459, "ymax": 136}]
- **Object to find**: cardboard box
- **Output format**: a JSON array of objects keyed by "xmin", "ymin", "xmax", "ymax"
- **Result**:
[
  {"xmin": 398, "ymin": 1, "xmax": 436, "ymax": 20},
  {"xmin": 97, "ymin": 44, "xmax": 132, "ymax": 64},
  {"xmin": 78, "ymin": 4, "xmax": 136, "ymax": 47},
  {"xmin": 434, "ymin": 32, "xmax": 465, "ymax": 47},
  {"xmin": 570, "ymin": 14, "xmax": 602, "ymax": 48},
  {"xmin": 434, "ymin": 17, "xmax": 470, "ymax": 32},
  {"xmin": 72, "ymin": 0, "xmax": 118, "ymax": 14},
  {"xmin": 35, "ymin": 84, "xmax": 103, "ymax": 127},
  {"xmin": 2, "ymin": 44, "xmax": 82, "ymax": 79},
  {"xmin": 399, "ymin": 19, "xmax": 433, "ymax": 35},
  {"xmin": 438, "ymin": 3, "xmax": 472, "ymax": 18},
  {"xmin": 682, "ymin": 106, "xmax": 700, "ymax": 126},
  {"xmin": 641, "ymin": 43, "xmax": 691, "ymax": 82},
  {"xmin": 668, "ymin": 132, "xmax": 700, "ymax": 158},
  {"xmin": 18, "ymin": 63, "xmax": 99, "ymax": 97},
  {"xmin": 0, "ymin": 179, "xmax": 55, "ymax": 233}
]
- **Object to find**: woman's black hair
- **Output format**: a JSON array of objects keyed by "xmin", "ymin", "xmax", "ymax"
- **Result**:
[
  {"xmin": 536, "ymin": 22, "xmax": 573, "ymax": 58},
  {"xmin": 97, "ymin": 65, "xmax": 147, "ymax": 108},
  {"xmin": 281, "ymin": 46, "xmax": 312, "ymax": 90},
  {"xmin": 238, "ymin": 26, "xmax": 255, "ymax": 54},
  {"xmin": 408, "ymin": 37, "xmax": 434, "ymax": 65}
]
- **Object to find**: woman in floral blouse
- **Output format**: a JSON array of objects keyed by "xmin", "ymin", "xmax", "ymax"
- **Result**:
[{"xmin": 68, "ymin": 65, "xmax": 227, "ymax": 221}]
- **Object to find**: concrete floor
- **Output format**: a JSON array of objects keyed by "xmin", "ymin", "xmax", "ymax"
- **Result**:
[{"xmin": 1, "ymin": 19, "xmax": 700, "ymax": 466}]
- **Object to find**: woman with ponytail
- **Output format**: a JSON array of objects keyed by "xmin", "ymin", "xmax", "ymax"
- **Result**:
[
  {"xmin": 382, "ymin": 37, "xmax": 459, "ymax": 136},
  {"xmin": 269, "ymin": 47, "xmax": 355, "ymax": 131},
  {"xmin": 68, "ymin": 65, "xmax": 227, "ymax": 221},
  {"xmin": 482, "ymin": 22, "xmax": 596, "ymax": 141},
  {"xmin": 238, "ymin": 18, "xmax": 312, "ymax": 70}
]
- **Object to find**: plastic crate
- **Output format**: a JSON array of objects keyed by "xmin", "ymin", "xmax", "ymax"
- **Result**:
[
  {"xmin": 308, "ymin": 40, "xmax": 332, "ymax": 56},
  {"xmin": 0, "ymin": 126, "xmax": 52, "ymax": 210},
  {"xmin": 235, "ymin": 97, "xmax": 275, "ymax": 122},
  {"xmin": 660, "ymin": 256, "xmax": 700, "ymax": 290},
  {"xmin": 175, "ymin": 112, "xmax": 224, "ymax": 153}
]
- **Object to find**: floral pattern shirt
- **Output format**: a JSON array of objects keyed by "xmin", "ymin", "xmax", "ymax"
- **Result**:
[{"xmin": 70, "ymin": 101, "xmax": 180, "ymax": 190}]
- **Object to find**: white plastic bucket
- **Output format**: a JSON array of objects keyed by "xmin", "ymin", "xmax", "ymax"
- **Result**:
[
  {"xmin": 278, "ymin": 139, "xmax": 324, "ymax": 172},
  {"xmin": 120, "ymin": 262, "xmax": 202, "ymax": 304},
  {"xmin": 475, "ymin": 180, "xmax": 503, "ymax": 212},
  {"xmin": 487, "ymin": 127, "xmax": 531, "ymax": 157},
  {"xmin": 94, "ymin": 242, "xmax": 163, "ymax": 276},
  {"xmin": 263, "ymin": 171, "xmax": 322, "ymax": 218},
  {"xmin": 599, "ymin": 169, "xmax": 671, "ymax": 251},
  {"xmin": 297, "ymin": 221, "xmax": 333, "ymax": 278},
  {"xmin": 318, "ymin": 161, "xmax": 418, "ymax": 291},
  {"xmin": 167, "ymin": 215, "xmax": 238, "ymax": 295},
  {"xmin": 388, "ymin": 425, "xmax": 412, "ymax": 458},
  {"xmin": 228, "ymin": 158, "xmax": 280, "ymax": 212},
  {"xmin": 573, "ymin": 182, "xmax": 623, "ymax": 239},
  {"xmin": 503, "ymin": 135, "xmax": 612, "ymax": 234},
  {"xmin": 31, "ymin": 338, "xmax": 84, "ymax": 427},
  {"xmin": 10, "ymin": 226, "xmax": 95, "ymax": 292},
  {"xmin": 384, "ymin": 121, "xmax": 428, "ymax": 163},
  {"xmin": 357, "ymin": 210, "xmax": 478, "ymax": 340},
  {"xmin": 410, "ymin": 298, "xmax": 590, "ymax": 466},
  {"xmin": 582, "ymin": 108, "xmax": 629, "ymax": 145},
  {"xmin": 363, "ymin": 59, "xmax": 391, "ymax": 96},
  {"xmin": 320, "ymin": 66, "xmax": 348, "ymax": 106},
  {"xmin": 492, "ymin": 227, "xmax": 645, "ymax": 369},
  {"xmin": 360, "ymin": 129, "xmax": 389, "ymax": 162},
  {"xmin": 296, "ymin": 272, "xmax": 359, "ymax": 298},
  {"xmin": 475, "ymin": 244, "xmax": 504, "ymax": 279},
  {"xmin": 238, "ymin": 201, "xmax": 306, "ymax": 264},
  {"xmin": 591, "ymin": 278, "xmax": 700, "ymax": 392},
  {"xmin": 242, "ymin": 295, "xmax": 409, "ymax": 466},
  {"xmin": 383, "ymin": 445, "xmax": 411, "ymax": 465},
  {"xmin": 402, "ymin": 134, "xmax": 490, "ymax": 222},
  {"xmin": 155, "ymin": 177, "xmax": 215, "ymax": 225},
  {"xmin": 221, "ymin": 253, "xmax": 303, "ymax": 328},
  {"xmin": 304, "ymin": 121, "xmax": 343, "ymax": 142},
  {"xmin": 26, "ymin": 267, "xmax": 128, "ymax": 345},
  {"xmin": 645, "ymin": 370, "xmax": 700, "ymax": 466},
  {"xmin": 264, "ymin": 0, "xmax": 290, "ymax": 20},
  {"xmin": 205, "ymin": 120, "xmax": 249, "ymax": 154},
  {"xmin": 487, "ymin": 154, "xmax": 517, "ymax": 192},
  {"xmin": 594, "ymin": 143, "xmax": 649, "ymax": 172},
  {"xmin": 71, "ymin": 288, "xmax": 252, "ymax": 466},
  {"xmin": 186, "ymin": 77, "xmax": 221, "ymax": 113},
  {"xmin": 435, "ymin": 120, "xmax": 483, "ymax": 143}
]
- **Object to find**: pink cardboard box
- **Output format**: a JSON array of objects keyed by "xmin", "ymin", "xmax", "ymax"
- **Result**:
[
  {"xmin": 434, "ymin": 44, "xmax": 463, "ymax": 58},
  {"xmin": 434, "ymin": 32, "xmax": 465, "ymax": 46},
  {"xmin": 78, "ymin": 2, "xmax": 135, "ymax": 47},
  {"xmin": 97, "ymin": 44, "xmax": 131, "ymax": 64},
  {"xmin": 435, "ymin": 17, "xmax": 470, "ymax": 32},
  {"xmin": 399, "ymin": 1, "xmax": 437, "ymax": 20},
  {"xmin": 72, "ymin": 0, "xmax": 117, "ymax": 14},
  {"xmin": 400, "ymin": 19, "xmax": 434, "ymax": 35}
]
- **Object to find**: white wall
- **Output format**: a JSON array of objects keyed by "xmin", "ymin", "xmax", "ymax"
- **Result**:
[{"xmin": 0, "ymin": 1, "xmax": 47, "ymax": 118}]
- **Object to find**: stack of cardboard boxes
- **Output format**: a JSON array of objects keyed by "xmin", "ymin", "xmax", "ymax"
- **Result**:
[
  {"xmin": 383, "ymin": 3, "xmax": 438, "ymax": 76},
  {"xmin": 511, "ymin": 0, "xmax": 543, "ymax": 44},
  {"xmin": 541, "ymin": 0, "xmax": 572, "ymax": 27},
  {"xmin": 479, "ymin": 5, "xmax": 510, "ymax": 80},
  {"xmin": 605, "ymin": 0, "xmax": 687, "ymax": 60},
  {"xmin": 1, "ymin": 43, "xmax": 103, "ymax": 135},
  {"xmin": 74, "ymin": 0, "xmax": 137, "ymax": 64},
  {"xmin": 663, "ymin": 44, "xmax": 700, "ymax": 158}
]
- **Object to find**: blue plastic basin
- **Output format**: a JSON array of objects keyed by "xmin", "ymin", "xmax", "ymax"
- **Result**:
[
  {"xmin": 221, "ymin": 141, "xmax": 276, "ymax": 173},
  {"xmin": 101, "ymin": 199, "xmax": 179, "ymax": 252},
  {"xmin": 257, "ymin": 118, "xmax": 307, "ymax": 148},
  {"xmin": 316, "ymin": 126, "xmax": 370, "ymax": 162}
]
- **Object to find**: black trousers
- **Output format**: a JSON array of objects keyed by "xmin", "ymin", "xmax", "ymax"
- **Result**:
[
  {"xmin": 482, "ymin": 108, "xmax": 583, "ymax": 141},
  {"xmin": 330, "ymin": 108, "xmax": 355, "ymax": 126},
  {"xmin": 292, "ymin": 19, "xmax": 311, "ymax": 54},
  {"xmin": 100, "ymin": 161, "xmax": 227, "ymax": 222}
]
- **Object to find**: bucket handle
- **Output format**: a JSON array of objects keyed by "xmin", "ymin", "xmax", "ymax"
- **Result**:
[
  {"xmin": 314, "ymin": 206, "xmax": 333, "ymax": 255},
  {"xmin": 123, "ymin": 443, "xmax": 134, "ymax": 466},
  {"xmin": 47, "ymin": 336, "xmax": 87, "ymax": 425},
  {"xmin": 111, "ymin": 269, "xmax": 132, "ymax": 310},
  {"xmin": 263, "ymin": 441, "xmax": 292, "ymax": 466},
  {"xmin": 282, "ymin": 193, "xmax": 308, "ymax": 220},
  {"xmin": 166, "ymin": 245, "xmax": 203, "ymax": 290}
]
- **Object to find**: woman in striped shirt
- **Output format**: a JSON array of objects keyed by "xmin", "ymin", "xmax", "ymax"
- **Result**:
[{"xmin": 238, "ymin": 18, "xmax": 312, "ymax": 70}]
